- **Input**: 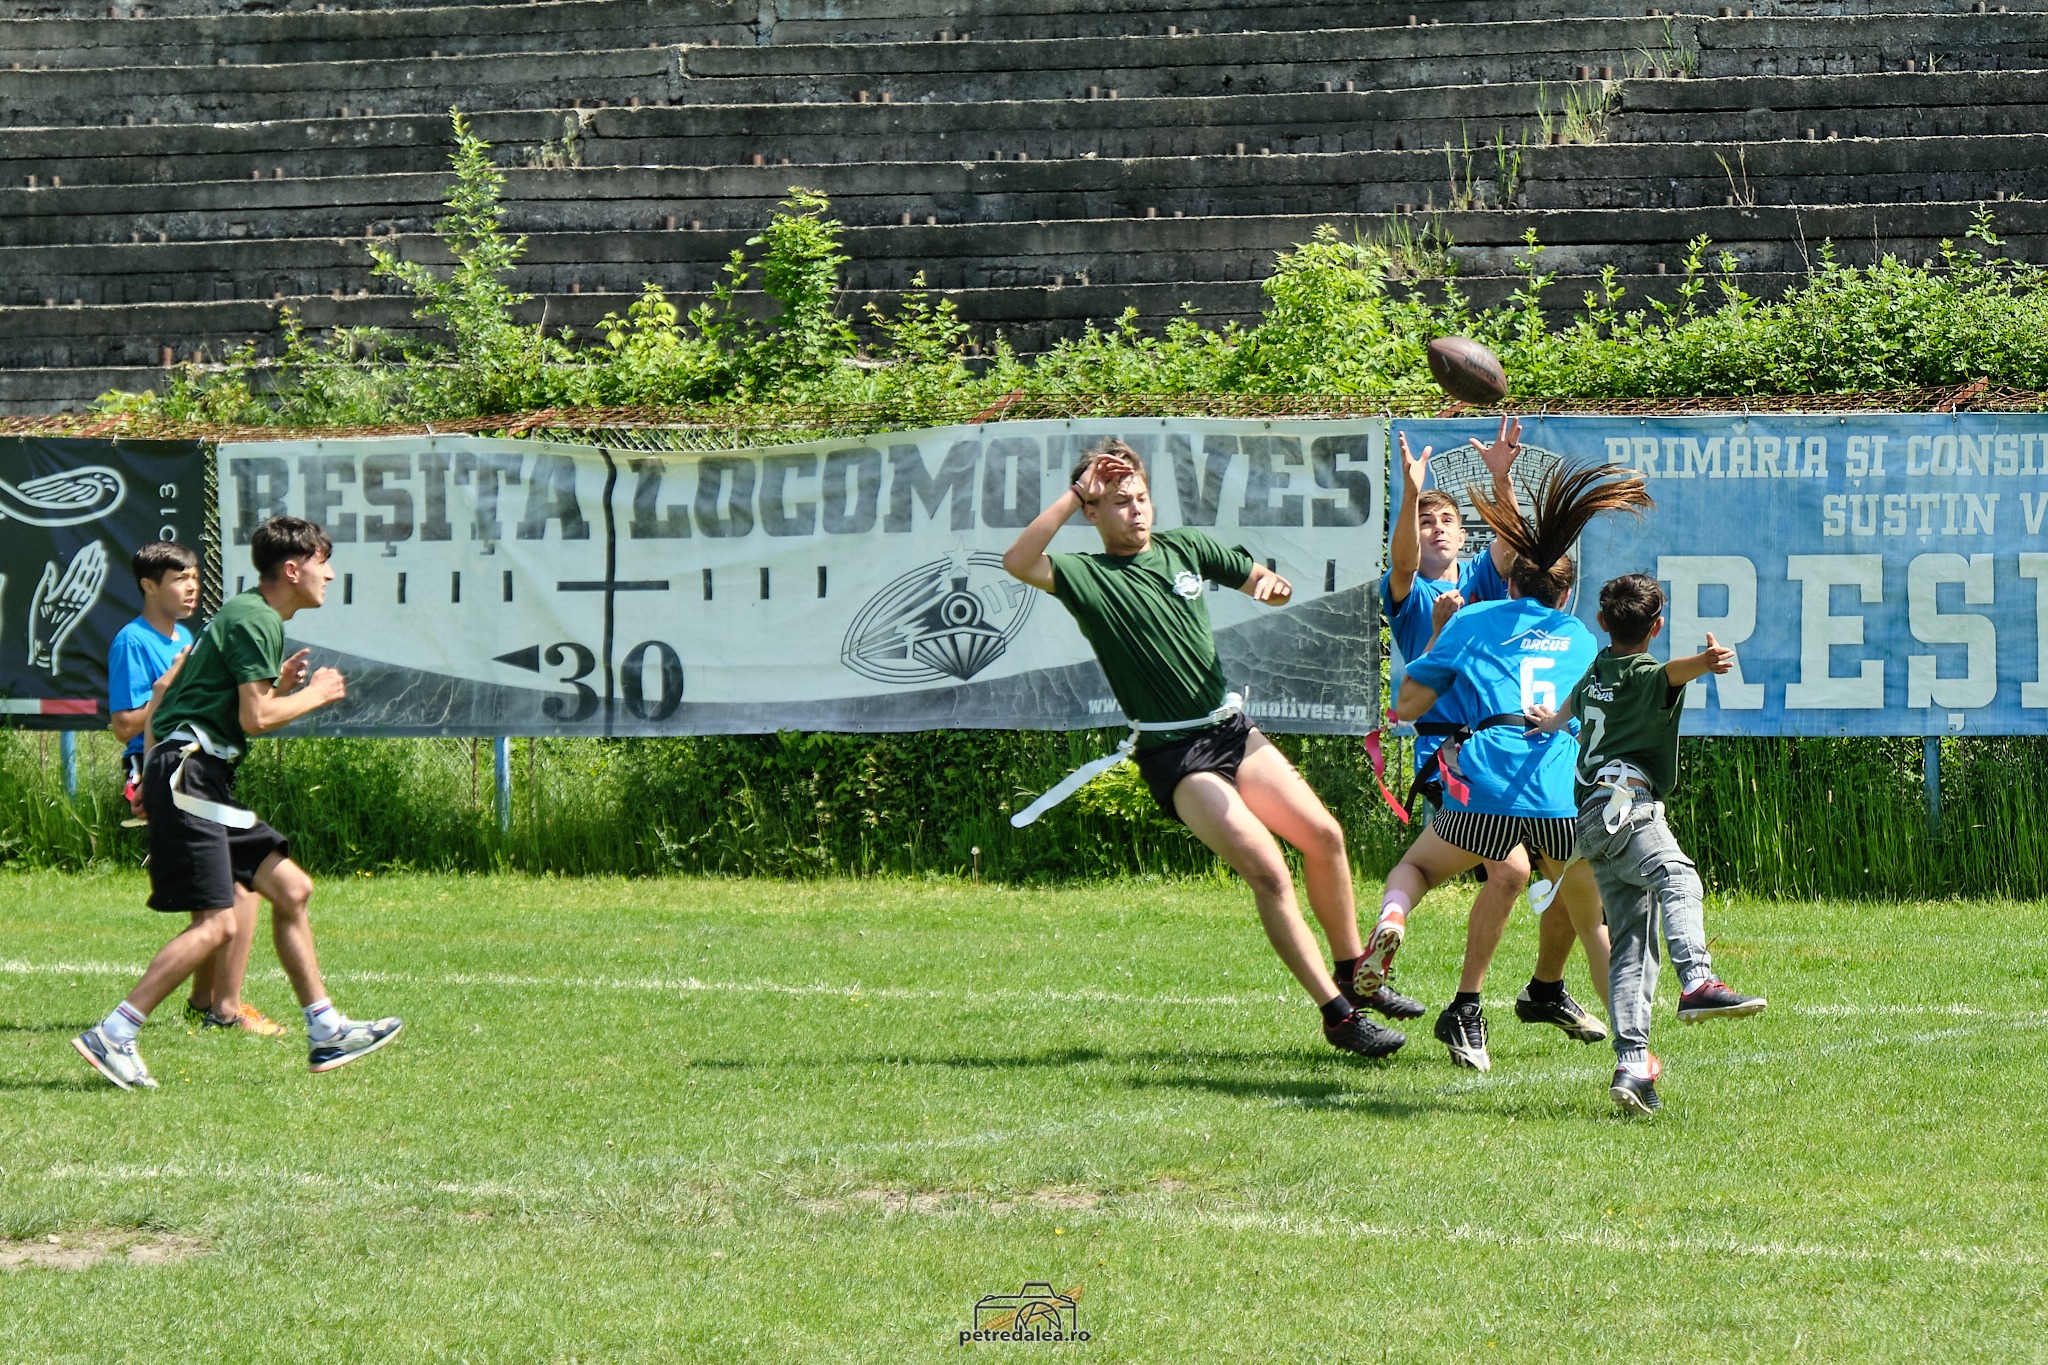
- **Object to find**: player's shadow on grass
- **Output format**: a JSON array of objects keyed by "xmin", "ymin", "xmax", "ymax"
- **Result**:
[
  {"xmin": 0, "ymin": 1022, "xmax": 94, "ymax": 1034},
  {"xmin": 1129, "ymin": 1070, "xmax": 1439, "ymax": 1118},
  {"xmin": 0, "ymin": 1074, "xmax": 111, "ymax": 1092},
  {"xmin": 690, "ymin": 1046, "xmax": 1112, "ymax": 1071}
]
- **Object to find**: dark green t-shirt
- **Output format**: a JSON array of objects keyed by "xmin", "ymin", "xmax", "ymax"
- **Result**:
[
  {"xmin": 150, "ymin": 590, "xmax": 286, "ymax": 756},
  {"xmin": 1048, "ymin": 527, "xmax": 1254, "ymax": 750},
  {"xmin": 1568, "ymin": 649, "xmax": 1685, "ymax": 798}
]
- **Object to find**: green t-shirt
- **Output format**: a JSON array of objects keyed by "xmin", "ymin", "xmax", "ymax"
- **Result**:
[
  {"xmin": 1568, "ymin": 649, "xmax": 1685, "ymax": 798},
  {"xmin": 1048, "ymin": 527, "xmax": 1254, "ymax": 750},
  {"xmin": 150, "ymin": 590, "xmax": 286, "ymax": 757}
]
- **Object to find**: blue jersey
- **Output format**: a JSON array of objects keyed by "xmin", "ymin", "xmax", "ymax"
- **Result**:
[
  {"xmin": 107, "ymin": 617, "xmax": 193, "ymax": 758},
  {"xmin": 1380, "ymin": 551, "xmax": 1507, "ymax": 771},
  {"xmin": 1402, "ymin": 598, "xmax": 1595, "ymax": 817}
]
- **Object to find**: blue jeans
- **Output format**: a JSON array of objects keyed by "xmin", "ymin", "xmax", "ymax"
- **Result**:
[{"xmin": 1575, "ymin": 791, "xmax": 1714, "ymax": 1064}]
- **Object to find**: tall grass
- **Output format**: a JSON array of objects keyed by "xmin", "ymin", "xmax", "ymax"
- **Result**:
[{"xmin": 4, "ymin": 727, "xmax": 2041, "ymax": 898}]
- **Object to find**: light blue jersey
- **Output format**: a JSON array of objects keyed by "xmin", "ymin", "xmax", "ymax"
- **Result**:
[
  {"xmin": 1402, "ymin": 598, "xmax": 1595, "ymax": 817},
  {"xmin": 1379, "ymin": 551, "xmax": 1507, "ymax": 772},
  {"xmin": 107, "ymin": 617, "xmax": 193, "ymax": 759}
]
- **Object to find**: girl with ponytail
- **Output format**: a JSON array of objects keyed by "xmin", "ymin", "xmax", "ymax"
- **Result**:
[{"xmin": 1352, "ymin": 461, "xmax": 1652, "ymax": 1072}]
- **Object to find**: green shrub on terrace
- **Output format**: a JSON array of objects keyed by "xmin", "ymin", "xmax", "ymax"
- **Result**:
[{"xmin": 94, "ymin": 113, "xmax": 2048, "ymax": 424}]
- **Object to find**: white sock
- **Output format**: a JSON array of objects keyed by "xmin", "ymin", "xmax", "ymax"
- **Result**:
[
  {"xmin": 101, "ymin": 1001, "xmax": 146, "ymax": 1046},
  {"xmin": 304, "ymin": 998, "xmax": 343, "ymax": 1042},
  {"xmin": 1379, "ymin": 889, "xmax": 1413, "ymax": 923}
]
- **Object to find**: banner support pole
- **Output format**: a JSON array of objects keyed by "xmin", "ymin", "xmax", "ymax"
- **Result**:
[
  {"xmin": 1922, "ymin": 736, "xmax": 1941, "ymax": 835},
  {"xmin": 59, "ymin": 731, "xmax": 77, "ymax": 801},
  {"xmin": 494, "ymin": 736, "xmax": 512, "ymax": 833}
]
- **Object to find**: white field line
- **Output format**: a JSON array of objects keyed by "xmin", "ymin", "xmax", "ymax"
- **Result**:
[
  {"xmin": 18, "ymin": 1155, "xmax": 2040, "ymax": 1274},
  {"xmin": 2, "ymin": 957, "xmax": 2040, "ymax": 1022},
  {"xmin": 1141, "ymin": 1206, "xmax": 2046, "ymax": 1272}
]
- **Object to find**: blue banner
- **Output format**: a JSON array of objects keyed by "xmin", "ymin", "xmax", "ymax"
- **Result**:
[{"xmin": 1394, "ymin": 413, "xmax": 2048, "ymax": 737}]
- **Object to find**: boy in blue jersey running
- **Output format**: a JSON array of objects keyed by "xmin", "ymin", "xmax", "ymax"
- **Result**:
[
  {"xmin": 106, "ymin": 543, "xmax": 285, "ymax": 1039},
  {"xmin": 1361, "ymin": 463, "xmax": 1652, "ymax": 1069}
]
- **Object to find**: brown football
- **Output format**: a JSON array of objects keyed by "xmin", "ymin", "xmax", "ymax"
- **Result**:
[{"xmin": 1426, "ymin": 336, "xmax": 1509, "ymax": 405}]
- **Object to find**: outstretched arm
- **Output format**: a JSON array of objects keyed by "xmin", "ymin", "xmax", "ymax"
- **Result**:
[
  {"xmin": 1667, "ymin": 631, "xmax": 1735, "ymax": 686},
  {"xmin": 1386, "ymin": 432, "xmax": 1432, "ymax": 606},
  {"xmin": 1001, "ymin": 452, "xmax": 1131, "ymax": 593},
  {"xmin": 1470, "ymin": 415, "xmax": 1524, "ymax": 576}
]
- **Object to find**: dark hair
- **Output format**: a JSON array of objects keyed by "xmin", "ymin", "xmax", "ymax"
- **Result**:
[
  {"xmin": 1069, "ymin": 438, "xmax": 1148, "ymax": 488},
  {"xmin": 1599, "ymin": 573, "xmax": 1665, "ymax": 644},
  {"xmin": 131, "ymin": 540, "xmax": 199, "ymax": 586},
  {"xmin": 251, "ymin": 516, "xmax": 333, "ymax": 579},
  {"xmin": 1468, "ymin": 463, "xmax": 1653, "ymax": 608},
  {"xmin": 1415, "ymin": 489, "xmax": 1459, "ymax": 521}
]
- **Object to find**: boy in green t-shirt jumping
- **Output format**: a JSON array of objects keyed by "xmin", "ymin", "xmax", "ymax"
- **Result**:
[
  {"xmin": 1527, "ymin": 572, "xmax": 1765, "ymax": 1115},
  {"xmin": 1002, "ymin": 442, "xmax": 1407, "ymax": 1061},
  {"xmin": 73, "ymin": 516, "xmax": 403, "ymax": 1090}
]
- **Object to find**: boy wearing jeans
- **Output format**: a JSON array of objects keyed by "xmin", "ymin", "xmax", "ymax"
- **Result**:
[{"xmin": 1528, "ymin": 573, "xmax": 1766, "ymax": 1115}]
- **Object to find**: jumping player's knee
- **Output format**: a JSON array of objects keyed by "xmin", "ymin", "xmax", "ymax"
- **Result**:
[
  {"xmin": 1300, "ymin": 814, "xmax": 1347, "ymax": 864},
  {"xmin": 1241, "ymin": 857, "xmax": 1294, "ymax": 904},
  {"xmin": 188, "ymin": 910, "xmax": 237, "ymax": 951},
  {"xmin": 265, "ymin": 864, "xmax": 315, "ymax": 919}
]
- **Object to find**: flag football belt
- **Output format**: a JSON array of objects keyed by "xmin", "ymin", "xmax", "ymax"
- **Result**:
[
  {"xmin": 1591, "ymin": 759, "xmax": 1656, "ymax": 833},
  {"xmin": 163, "ymin": 725, "xmax": 258, "ymax": 830},
  {"xmin": 1364, "ymin": 711, "xmax": 1530, "ymax": 823},
  {"xmin": 1010, "ymin": 692, "xmax": 1246, "ymax": 828}
]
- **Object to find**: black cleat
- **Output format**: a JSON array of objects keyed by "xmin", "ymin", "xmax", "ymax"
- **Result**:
[
  {"xmin": 1677, "ymin": 979, "xmax": 1767, "ymax": 1023},
  {"xmin": 1610, "ymin": 1056, "xmax": 1663, "ymax": 1116},
  {"xmin": 1433, "ymin": 1002, "xmax": 1491, "ymax": 1071},
  {"xmin": 1324, "ymin": 1009, "xmax": 1406, "ymax": 1059},
  {"xmin": 1346, "ymin": 980, "xmax": 1426, "ymax": 1021},
  {"xmin": 1514, "ymin": 985, "xmax": 1609, "ymax": 1043}
]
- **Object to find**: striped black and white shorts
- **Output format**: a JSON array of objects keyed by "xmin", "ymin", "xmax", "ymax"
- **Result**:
[{"xmin": 1430, "ymin": 808, "xmax": 1578, "ymax": 864}]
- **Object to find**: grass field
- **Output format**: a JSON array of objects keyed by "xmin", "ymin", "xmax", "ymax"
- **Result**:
[{"xmin": 1, "ymin": 868, "xmax": 2044, "ymax": 1362}]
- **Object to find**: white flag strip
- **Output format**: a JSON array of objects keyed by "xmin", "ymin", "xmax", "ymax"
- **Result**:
[{"xmin": 217, "ymin": 420, "xmax": 1386, "ymax": 737}]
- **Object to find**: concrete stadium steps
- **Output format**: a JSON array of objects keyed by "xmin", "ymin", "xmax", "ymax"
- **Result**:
[
  {"xmin": 0, "ymin": 45, "xmax": 681, "ymax": 126},
  {"xmin": 0, "ymin": 0, "xmax": 752, "ymax": 67},
  {"xmin": 8, "ymin": 136, "xmax": 2048, "ymax": 250},
  {"xmin": 16, "ymin": 70, "xmax": 2048, "ymax": 193},
  {"xmin": 7, "ymin": 202, "xmax": 2044, "ymax": 308}
]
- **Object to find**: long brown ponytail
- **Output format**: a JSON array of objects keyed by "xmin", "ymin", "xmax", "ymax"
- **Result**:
[{"xmin": 1467, "ymin": 463, "xmax": 1653, "ymax": 607}]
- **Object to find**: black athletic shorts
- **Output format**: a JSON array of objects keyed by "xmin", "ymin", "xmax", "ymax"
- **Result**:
[
  {"xmin": 141, "ymin": 739, "xmax": 288, "ymax": 913},
  {"xmin": 1430, "ymin": 808, "xmax": 1577, "ymax": 864},
  {"xmin": 1134, "ymin": 712, "xmax": 1256, "ymax": 822}
]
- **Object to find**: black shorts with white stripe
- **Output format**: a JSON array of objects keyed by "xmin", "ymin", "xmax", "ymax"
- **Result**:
[{"xmin": 1430, "ymin": 808, "xmax": 1578, "ymax": 864}]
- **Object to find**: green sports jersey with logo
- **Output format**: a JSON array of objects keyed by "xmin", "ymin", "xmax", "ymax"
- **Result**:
[
  {"xmin": 1568, "ymin": 649, "xmax": 1685, "ymax": 797},
  {"xmin": 1048, "ymin": 527, "xmax": 1254, "ymax": 751},
  {"xmin": 150, "ymin": 589, "xmax": 287, "ymax": 757}
]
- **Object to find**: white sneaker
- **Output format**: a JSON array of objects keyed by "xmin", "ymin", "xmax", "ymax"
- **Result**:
[
  {"xmin": 72, "ymin": 1026, "xmax": 159, "ymax": 1091},
  {"xmin": 308, "ymin": 1016, "xmax": 404, "ymax": 1073}
]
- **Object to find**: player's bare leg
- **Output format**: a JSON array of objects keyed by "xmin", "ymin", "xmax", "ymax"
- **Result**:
[
  {"xmin": 1233, "ymin": 734, "xmax": 1359, "ymax": 961},
  {"xmin": 1358, "ymin": 827, "xmax": 1482, "ymax": 993},
  {"xmin": 253, "ymin": 850, "xmax": 404, "ymax": 1073},
  {"xmin": 1454, "ymin": 847, "xmax": 1532, "ymax": 995},
  {"xmin": 1175, "ymin": 771, "xmax": 1404, "ymax": 1057},
  {"xmin": 184, "ymin": 884, "xmax": 283, "ymax": 1036},
  {"xmin": 1516, "ymin": 857, "xmax": 1611, "ymax": 1045}
]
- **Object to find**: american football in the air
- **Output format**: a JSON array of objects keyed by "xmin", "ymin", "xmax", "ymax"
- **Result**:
[{"xmin": 1426, "ymin": 336, "xmax": 1509, "ymax": 405}]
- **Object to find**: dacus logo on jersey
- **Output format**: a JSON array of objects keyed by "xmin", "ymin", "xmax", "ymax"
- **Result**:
[
  {"xmin": 1171, "ymin": 569, "xmax": 1203, "ymax": 600},
  {"xmin": 1507, "ymin": 626, "xmax": 1577, "ymax": 654}
]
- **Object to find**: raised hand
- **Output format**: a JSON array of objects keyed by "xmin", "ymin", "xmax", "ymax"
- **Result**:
[
  {"xmin": 27, "ymin": 540, "xmax": 107, "ymax": 674},
  {"xmin": 1702, "ymin": 631, "xmax": 1736, "ymax": 675},
  {"xmin": 1073, "ymin": 452, "xmax": 1137, "ymax": 503},
  {"xmin": 278, "ymin": 647, "xmax": 312, "ymax": 692},
  {"xmin": 1469, "ymin": 414, "xmax": 1524, "ymax": 481},
  {"xmin": 1397, "ymin": 431, "xmax": 1433, "ymax": 494}
]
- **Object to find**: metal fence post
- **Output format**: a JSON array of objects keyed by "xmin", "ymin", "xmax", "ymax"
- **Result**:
[
  {"xmin": 1922, "ymin": 735, "xmax": 1941, "ymax": 834},
  {"xmin": 59, "ymin": 731, "xmax": 78, "ymax": 801},
  {"xmin": 494, "ymin": 735, "xmax": 512, "ymax": 833}
]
